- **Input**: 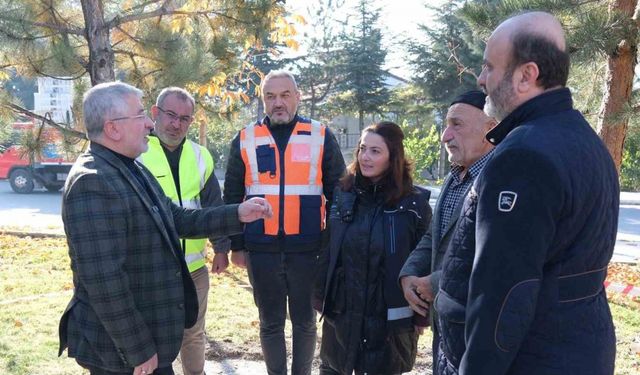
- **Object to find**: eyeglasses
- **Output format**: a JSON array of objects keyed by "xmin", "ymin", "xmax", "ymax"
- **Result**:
[
  {"xmin": 109, "ymin": 110, "xmax": 149, "ymax": 122},
  {"xmin": 157, "ymin": 107, "xmax": 193, "ymax": 125}
]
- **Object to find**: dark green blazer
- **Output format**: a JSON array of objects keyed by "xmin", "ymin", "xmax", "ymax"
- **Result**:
[{"xmin": 58, "ymin": 142, "xmax": 243, "ymax": 372}]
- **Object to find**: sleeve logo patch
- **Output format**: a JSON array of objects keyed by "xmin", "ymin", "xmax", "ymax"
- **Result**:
[{"xmin": 498, "ymin": 191, "xmax": 518, "ymax": 212}]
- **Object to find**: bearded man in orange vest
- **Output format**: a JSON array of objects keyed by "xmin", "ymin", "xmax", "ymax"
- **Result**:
[{"xmin": 224, "ymin": 70, "xmax": 346, "ymax": 375}]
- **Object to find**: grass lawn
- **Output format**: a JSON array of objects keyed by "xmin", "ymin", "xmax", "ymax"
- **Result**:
[{"xmin": 0, "ymin": 234, "xmax": 638, "ymax": 374}]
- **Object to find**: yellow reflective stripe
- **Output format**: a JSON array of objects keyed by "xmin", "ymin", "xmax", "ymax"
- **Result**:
[
  {"xmin": 308, "ymin": 120, "xmax": 323, "ymax": 185},
  {"xmin": 188, "ymin": 140, "xmax": 208, "ymax": 192},
  {"xmin": 178, "ymin": 198, "xmax": 201, "ymax": 210},
  {"xmin": 246, "ymin": 184, "xmax": 323, "ymax": 196},
  {"xmin": 185, "ymin": 249, "xmax": 207, "ymax": 265}
]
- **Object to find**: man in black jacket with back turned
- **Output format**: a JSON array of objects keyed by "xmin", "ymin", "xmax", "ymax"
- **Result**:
[{"xmin": 434, "ymin": 12, "xmax": 618, "ymax": 375}]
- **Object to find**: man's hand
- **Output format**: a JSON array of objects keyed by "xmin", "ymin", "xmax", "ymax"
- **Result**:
[
  {"xmin": 238, "ymin": 197, "xmax": 273, "ymax": 223},
  {"xmin": 211, "ymin": 253, "xmax": 229, "ymax": 274},
  {"xmin": 400, "ymin": 275, "xmax": 432, "ymax": 317},
  {"xmin": 230, "ymin": 250, "xmax": 246, "ymax": 268},
  {"xmin": 415, "ymin": 275, "xmax": 435, "ymax": 302},
  {"xmin": 133, "ymin": 353, "xmax": 157, "ymax": 375}
]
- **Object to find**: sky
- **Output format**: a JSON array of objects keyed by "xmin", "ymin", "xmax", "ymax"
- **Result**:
[{"xmin": 284, "ymin": 0, "xmax": 448, "ymax": 79}]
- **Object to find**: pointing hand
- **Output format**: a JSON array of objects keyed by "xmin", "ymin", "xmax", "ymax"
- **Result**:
[{"xmin": 238, "ymin": 197, "xmax": 273, "ymax": 223}]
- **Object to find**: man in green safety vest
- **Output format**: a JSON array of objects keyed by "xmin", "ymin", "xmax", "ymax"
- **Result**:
[{"xmin": 138, "ymin": 87, "xmax": 230, "ymax": 375}]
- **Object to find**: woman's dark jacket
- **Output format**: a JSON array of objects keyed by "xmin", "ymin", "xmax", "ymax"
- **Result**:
[{"xmin": 315, "ymin": 178, "xmax": 432, "ymax": 374}]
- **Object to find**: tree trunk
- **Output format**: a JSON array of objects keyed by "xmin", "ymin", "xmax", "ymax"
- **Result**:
[
  {"xmin": 199, "ymin": 121, "xmax": 207, "ymax": 147},
  {"xmin": 256, "ymin": 99, "xmax": 264, "ymax": 122},
  {"xmin": 358, "ymin": 109, "xmax": 364, "ymax": 131},
  {"xmin": 309, "ymin": 85, "xmax": 316, "ymax": 119},
  {"xmin": 81, "ymin": 0, "xmax": 115, "ymax": 85},
  {"xmin": 596, "ymin": 0, "xmax": 638, "ymax": 174},
  {"xmin": 438, "ymin": 141, "xmax": 447, "ymax": 179}
]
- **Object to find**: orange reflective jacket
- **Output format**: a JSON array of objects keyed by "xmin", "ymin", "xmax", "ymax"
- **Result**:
[{"xmin": 240, "ymin": 118, "xmax": 326, "ymax": 244}]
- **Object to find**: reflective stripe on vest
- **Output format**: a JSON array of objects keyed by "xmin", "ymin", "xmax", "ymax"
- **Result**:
[
  {"xmin": 387, "ymin": 306, "xmax": 413, "ymax": 321},
  {"xmin": 138, "ymin": 136, "xmax": 214, "ymax": 272},
  {"xmin": 185, "ymin": 249, "xmax": 207, "ymax": 266},
  {"xmin": 239, "ymin": 119, "xmax": 326, "ymax": 238},
  {"xmin": 246, "ymin": 184, "xmax": 324, "ymax": 196}
]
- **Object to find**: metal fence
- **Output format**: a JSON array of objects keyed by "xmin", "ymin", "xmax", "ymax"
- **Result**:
[{"xmin": 336, "ymin": 133, "xmax": 360, "ymax": 150}]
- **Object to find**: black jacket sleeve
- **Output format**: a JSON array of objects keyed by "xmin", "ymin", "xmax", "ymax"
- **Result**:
[
  {"xmin": 322, "ymin": 127, "xmax": 346, "ymax": 210},
  {"xmin": 199, "ymin": 162, "xmax": 231, "ymax": 253},
  {"xmin": 223, "ymin": 132, "xmax": 246, "ymax": 251}
]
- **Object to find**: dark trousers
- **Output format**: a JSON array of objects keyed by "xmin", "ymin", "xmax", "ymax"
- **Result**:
[
  {"xmin": 86, "ymin": 365, "xmax": 174, "ymax": 375},
  {"xmin": 319, "ymin": 362, "xmax": 401, "ymax": 375},
  {"xmin": 246, "ymin": 251, "xmax": 318, "ymax": 375}
]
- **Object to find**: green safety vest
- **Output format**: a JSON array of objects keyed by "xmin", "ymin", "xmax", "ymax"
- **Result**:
[{"xmin": 138, "ymin": 136, "xmax": 214, "ymax": 272}]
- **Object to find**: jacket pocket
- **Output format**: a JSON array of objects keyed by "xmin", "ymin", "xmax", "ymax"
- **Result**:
[
  {"xmin": 326, "ymin": 266, "xmax": 346, "ymax": 316},
  {"xmin": 434, "ymin": 290, "xmax": 466, "ymax": 368},
  {"xmin": 244, "ymin": 194, "xmax": 266, "ymax": 237},
  {"xmin": 299, "ymin": 195, "xmax": 322, "ymax": 235},
  {"xmin": 256, "ymin": 144, "xmax": 276, "ymax": 174}
]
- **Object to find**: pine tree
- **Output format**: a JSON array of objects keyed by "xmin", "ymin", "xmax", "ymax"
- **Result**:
[
  {"xmin": 406, "ymin": 0, "xmax": 485, "ymax": 178},
  {"xmin": 460, "ymin": 0, "xmax": 639, "ymax": 173},
  {"xmin": 336, "ymin": 0, "xmax": 390, "ymax": 131},
  {"xmin": 408, "ymin": 1, "xmax": 484, "ymax": 107},
  {"xmin": 291, "ymin": 1, "xmax": 344, "ymax": 121},
  {"xmin": 0, "ymin": 0, "xmax": 295, "ymax": 137}
]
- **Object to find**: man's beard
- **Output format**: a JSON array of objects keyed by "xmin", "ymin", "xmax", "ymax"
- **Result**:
[{"xmin": 484, "ymin": 73, "xmax": 515, "ymax": 122}]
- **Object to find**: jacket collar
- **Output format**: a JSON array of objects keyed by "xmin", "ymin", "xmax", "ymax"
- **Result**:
[
  {"xmin": 262, "ymin": 114, "xmax": 299, "ymax": 128},
  {"xmin": 486, "ymin": 87, "xmax": 573, "ymax": 146},
  {"xmin": 88, "ymin": 142, "xmax": 182, "ymax": 258}
]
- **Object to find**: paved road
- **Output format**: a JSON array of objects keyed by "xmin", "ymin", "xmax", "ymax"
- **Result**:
[
  {"xmin": 0, "ymin": 180, "xmax": 638, "ymax": 262},
  {"xmin": 0, "ymin": 180, "xmax": 63, "ymax": 233}
]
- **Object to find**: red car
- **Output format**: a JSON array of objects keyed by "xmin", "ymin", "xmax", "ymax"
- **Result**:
[{"xmin": 0, "ymin": 121, "xmax": 77, "ymax": 193}]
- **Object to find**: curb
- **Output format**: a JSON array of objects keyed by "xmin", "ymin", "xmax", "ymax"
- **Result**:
[
  {"xmin": 604, "ymin": 280, "xmax": 640, "ymax": 298},
  {"xmin": 0, "ymin": 229, "xmax": 65, "ymax": 238}
]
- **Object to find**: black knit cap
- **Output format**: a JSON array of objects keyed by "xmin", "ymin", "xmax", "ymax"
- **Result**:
[{"xmin": 450, "ymin": 90, "xmax": 487, "ymax": 110}]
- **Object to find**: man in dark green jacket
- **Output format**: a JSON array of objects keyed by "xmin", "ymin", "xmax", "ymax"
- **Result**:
[{"xmin": 58, "ymin": 81, "xmax": 271, "ymax": 375}]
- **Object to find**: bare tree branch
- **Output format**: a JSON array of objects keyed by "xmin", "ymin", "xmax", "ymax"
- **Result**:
[
  {"xmin": 122, "ymin": 0, "xmax": 165, "ymax": 14},
  {"xmin": 3, "ymin": 102, "xmax": 87, "ymax": 140},
  {"xmin": 112, "ymin": 48, "xmax": 164, "ymax": 64},
  {"xmin": 105, "ymin": 4, "xmax": 262, "ymax": 30},
  {"xmin": 448, "ymin": 41, "xmax": 478, "ymax": 81},
  {"xmin": 0, "ymin": 14, "xmax": 84, "ymax": 35},
  {"xmin": 29, "ymin": 62, "xmax": 86, "ymax": 81}
]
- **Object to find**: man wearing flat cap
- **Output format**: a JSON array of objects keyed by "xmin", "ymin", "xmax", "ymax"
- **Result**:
[{"xmin": 399, "ymin": 90, "xmax": 496, "ymax": 362}]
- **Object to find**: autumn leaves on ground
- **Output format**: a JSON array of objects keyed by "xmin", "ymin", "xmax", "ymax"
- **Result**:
[{"xmin": 0, "ymin": 234, "xmax": 638, "ymax": 374}]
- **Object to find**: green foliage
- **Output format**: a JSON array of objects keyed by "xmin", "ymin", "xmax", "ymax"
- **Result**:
[
  {"xmin": 291, "ymin": 1, "xmax": 344, "ymax": 121},
  {"xmin": 382, "ymin": 84, "xmax": 435, "ymax": 128},
  {"xmin": 3, "ymin": 72, "xmax": 36, "ymax": 110},
  {"xmin": 621, "ymin": 126, "xmax": 640, "ymax": 191},
  {"xmin": 402, "ymin": 121, "xmax": 441, "ymax": 183},
  {"xmin": 460, "ymin": 0, "xmax": 626, "ymax": 62},
  {"xmin": 335, "ymin": 0, "xmax": 390, "ymax": 129},
  {"xmin": 408, "ymin": 1, "xmax": 484, "ymax": 107},
  {"xmin": 188, "ymin": 104, "xmax": 256, "ymax": 169}
]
